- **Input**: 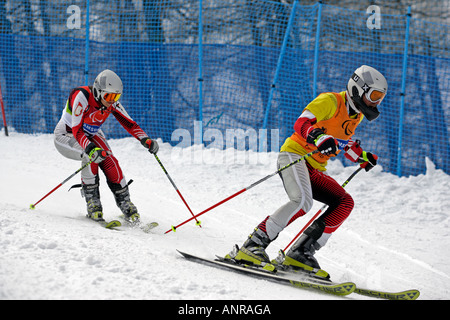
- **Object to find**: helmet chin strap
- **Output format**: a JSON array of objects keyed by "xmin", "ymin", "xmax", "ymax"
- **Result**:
[
  {"xmin": 351, "ymin": 86, "xmax": 380, "ymax": 121},
  {"xmin": 95, "ymin": 98, "xmax": 110, "ymax": 114},
  {"xmin": 94, "ymin": 98, "xmax": 105, "ymax": 111},
  {"xmin": 345, "ymin": 91, "xmax": 360, "ymax": 116},
  {"xmin": 93, "ymin": 87, "xmax": 109, "ymax": 113}
]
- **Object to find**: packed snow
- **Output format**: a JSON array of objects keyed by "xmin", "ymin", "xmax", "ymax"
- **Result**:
[{"xmin": 1, "ymin": 132, "xmax": 449, "ymax": 300}]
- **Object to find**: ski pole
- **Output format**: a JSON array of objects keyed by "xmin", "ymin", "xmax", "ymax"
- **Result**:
[
  {"xmin": 165, "ymin": 150, "xmax": 319, "ymax": 234},
  {"xmin": 0, "ymin": 83, "xmax": 8, "ymax": 136},
  {"xmin": 29, "ymin": 160, "xmax": 93, "ymax": 209},
  {"xmin": 283, "ymin": 165, "xmax": 363, "ymax": 252},
  {"xmin": 153, "ymin": 153, "xmax": 202, "ymax": 228}
]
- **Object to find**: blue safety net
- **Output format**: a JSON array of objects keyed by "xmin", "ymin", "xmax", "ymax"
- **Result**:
[{"xmin": 0, "ymin": 0, "xmax": 448, "ymax": 176}]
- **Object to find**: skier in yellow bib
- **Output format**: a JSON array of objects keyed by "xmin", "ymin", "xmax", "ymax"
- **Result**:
[{"xmin": 227, "ymin": 65, "xmax": 388, "ymax": 278}]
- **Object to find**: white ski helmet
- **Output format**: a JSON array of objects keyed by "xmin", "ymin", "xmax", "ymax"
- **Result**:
[
  {"xmin": 92, "ymin": 69, "xmax": 123, "ymax": 104},
  {"xmin": 346, "ymin": 65, "xmax": 387, "ymax": 121}
]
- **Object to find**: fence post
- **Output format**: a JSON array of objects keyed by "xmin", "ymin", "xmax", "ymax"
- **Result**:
[
  {"xmin": 197, "ymin": 0, "xmax": 204, "ymax": 145},
  {"xmin": 84, "ymin": 0, "xmax": 90, "ymax": 85},
  {"xmin": 397, "ymin": 6, "xmax": 411, "ymax": 176},
  {"xmin": 312, "ymin": 1, "xmax": 322, "ymax": 98},
  {"xmin": 260, "ymin": 0, "xmax": 299, "ymax": 151}
]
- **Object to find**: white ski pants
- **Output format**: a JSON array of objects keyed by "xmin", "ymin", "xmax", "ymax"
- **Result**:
[{"xmin": 264, "ymin": 152, "xmax": 314, "ymax": 240}]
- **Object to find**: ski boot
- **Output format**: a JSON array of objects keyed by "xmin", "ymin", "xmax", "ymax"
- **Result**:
[
  {"xmin": 226, "ymin": 228, "xmax": 275, "ymax": 272},
  {"xmin": 82, "ymin": 181, "xmax": 104, "ymax": 222},
  {"xmin": 277, "ymin": 220, "xmax": 330, "ymax": 279},
  {"xmin": 108, "ymin": 181, "xmax": 140, "ymax": 224}
]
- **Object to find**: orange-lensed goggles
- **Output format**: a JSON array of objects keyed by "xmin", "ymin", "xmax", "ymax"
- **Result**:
[
  {"xmin": 366, "ymin": 88, "xmax": 386, "ymax": 103},
  {"xmin": 102, "ymin": 92, "xmax": 121, "ymax": 103}
]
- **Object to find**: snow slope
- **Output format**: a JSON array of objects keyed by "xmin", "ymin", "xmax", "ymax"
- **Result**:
[{"xmin": 1, "ymin": 132, "xmax": 449, "ymax": 300}]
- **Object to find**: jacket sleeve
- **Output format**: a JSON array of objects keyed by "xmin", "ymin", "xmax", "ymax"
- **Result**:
[
  {"xmin": 294, "ymin": 110, "xmax": 317, "ymax": 140},
  {"xmin": 70, "ymin": 91, "xmax": 92, "ymax": 150},
  {"xmin": 112, "ymin": 102, "xmax": 148, "ymax": 140},
  {"xmin": 294, "ymin": 93, "xmax": 338, "ymax": 140}
]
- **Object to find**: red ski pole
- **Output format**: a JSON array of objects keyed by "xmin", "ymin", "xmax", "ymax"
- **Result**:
[
  {"xmin": 283, "ymin": 165, "xmax": 363, "ymax": 252},
  {"xmin": 29, "ymin": 160, "xmax": 93, "ymax": 209},
  {"xmin": 153, "ymin": 153, "xmax": 202, "ymax": 228},
  {"xmin": 0, "ymin": 83, "xmax": 8, "ymax": 136},
  {"xmin": 165, "ymin": 150, "xmax": 319, "ymax": 234}
]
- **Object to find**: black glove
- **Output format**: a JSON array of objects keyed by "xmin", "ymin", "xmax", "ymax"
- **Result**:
[
  {"xmin": 85, "ymin": 142, "xmax": 107, "ymax": 164},
  {"xmin": 307, "ymin": 128, "xmax": 338, "ymax": 156},
  {"xmin": 140, "ymin": 137, "xmax": 159, "ymax": 154},
  {"xmin": 344, "ymin": 140, "xmax": 378, "ymax": 171},
  {"xmin": 359, "ymin": 151, "xmax": 378, "ymax": 172}
]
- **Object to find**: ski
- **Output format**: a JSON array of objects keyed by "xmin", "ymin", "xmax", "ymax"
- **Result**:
[
  {"xmin": 270, "ymin": 249, "xmax": 420, "ymax": 300},
  {"xmin": 119, "ymin": 215, "xmax": 159, "ymax": 233},
  {"xmin": 267, "ymin": 261, "xmax": 420, "ymax": 300},
  {"xmin": 353, "ymin": 287, "xmax": 420, "ymax": 300},
  {"xmin": 215, "ymin": 255, "xmax": 338, "ymax": 287},
  {"xmin": 177, "ymin": 250, "xmax": 356, "ymax": 297},
  {"xmin": 140, "ymin": 221, "xmax": 159, "ymax": 233},
  {"xmin": 179, "ymin": 250, "xmax": 420, "ymax": 300},
  {"xmin": 276, "ymin": 267, "xmax": 419, "ymax": 300},
  {"xmin": 90, "ymin": 218, "xmax": 122, "ymax": 230},
  {"xmin": 102, "ymin": 220, "xmax": 122, "ymax": 229}
]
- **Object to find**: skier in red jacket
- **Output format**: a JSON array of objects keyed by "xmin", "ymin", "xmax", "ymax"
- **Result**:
[{"xmin": 54, "ymin": 69, "xmax": 158, "ymax": 223}]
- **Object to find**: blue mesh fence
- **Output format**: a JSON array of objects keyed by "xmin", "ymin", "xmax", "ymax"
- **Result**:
[{"xmin": 0, "ymin": 0, "xmax": 448, "ymax": 176}]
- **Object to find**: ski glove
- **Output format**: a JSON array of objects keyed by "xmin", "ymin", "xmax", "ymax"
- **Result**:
[
  {"xmin": 359, "ymin": 151, "xmax": 378, "ymax": 172},
  {"xmin": 307, "ymin": 128, "xmax": 338, "ymax": 156},
  {"xmin": 85, "ymin": 142, "xmax": 107, "ymax": 164},
  {"xmin": 344, "ymin": 140, "xmax": 378, "ymax": 171},
  {"xmin": 141, "ymin": 137, "xmax": 159, "ymax": 154}
]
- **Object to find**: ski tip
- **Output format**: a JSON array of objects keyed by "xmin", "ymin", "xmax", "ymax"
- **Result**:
[
  {"xmin": 410, "ymin": 290, "xmax": 420, "ymax": 300},
  {"xmin": 29, "ymin": 204, "xmax": 36, "ymax": 210},
  {"xmin": 105, "ymin": 220, "xmax": 122, "ymax": 228},
  {"xmin": 354, "ymin": 288, "xmax": 421, "ymax": 300},
  {"xmin": 176, "ymin": 249, "xmax": 188, "ymax": 258},
  {"xmin": 396, "ymin": 289, "xmax": 421, "ymax": 300},
  {"xmin": 141, "ymin": 222, "xmax": 159, "ymax": 233}
]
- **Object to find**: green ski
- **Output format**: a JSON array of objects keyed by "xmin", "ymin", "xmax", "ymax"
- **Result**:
[
  {"xmin": 119, "ymin": 215, "xmax": 159, "ymax": 233},
  {"xmin": 354, "ymin": 287, "xmax": 420, "ymax": 301},
  {"xmin": 177, "ymin": 250, "xmax": 356, "ymax": 297},
  {"xmin": 96, "ymin": 219, "xmax": 122, "ymax": 229}
]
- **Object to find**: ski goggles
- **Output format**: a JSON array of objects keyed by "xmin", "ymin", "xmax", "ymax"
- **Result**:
[
  {"xmin": 365, "ymin": 88, "xmax": 386, "ymax": 104},
  {"xmin": 351, "ymin": 73, "xmax": 386, "ymax": 104},
  {"xmin": 102, "ymin": 92, "xmax": 121, "ymax": 103}
]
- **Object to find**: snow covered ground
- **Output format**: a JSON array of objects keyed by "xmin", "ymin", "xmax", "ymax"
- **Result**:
[{"xmin": 1, "ymin": 132, "xmax": 449, "ymax": 300}]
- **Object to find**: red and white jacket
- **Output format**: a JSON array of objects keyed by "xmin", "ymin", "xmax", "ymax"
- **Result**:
[{"xmin": 59, "ymin": 86, "xmax": 148, "ymax": 150}]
